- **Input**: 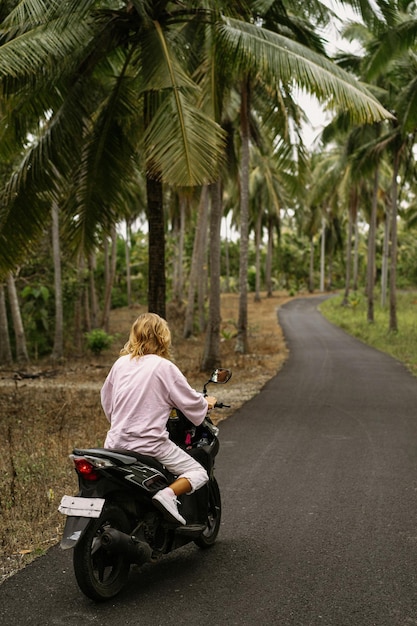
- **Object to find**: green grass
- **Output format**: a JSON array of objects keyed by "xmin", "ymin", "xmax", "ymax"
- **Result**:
[{"xmin": 320, "ymin": 291, "xmax": 417, "ymax": 377}]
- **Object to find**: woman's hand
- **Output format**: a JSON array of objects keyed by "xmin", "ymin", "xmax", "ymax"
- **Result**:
[{"xmin": 206, "ymin": 396, "xmax": 217, "ymax": 410}]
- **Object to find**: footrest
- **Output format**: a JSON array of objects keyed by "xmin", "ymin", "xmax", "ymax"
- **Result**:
[{"xmin": 175, "ymin": 524, "xmax": 206, "ymax": 537}]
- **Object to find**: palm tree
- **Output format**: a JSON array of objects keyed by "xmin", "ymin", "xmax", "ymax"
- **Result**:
[
  {"xmin": 249, "ymin": 136, "xmax": 296, "ymax": 300},
  {"xmin": 0, "ymin": 2, "xmax": 226, "ymax": 317},
  {"xmin": 0, "ymin": 284, "xmax": 12, "ymax": 364},
  {"xmin": 201, "ymin": 180, "xmax": 223, "ymax": 371},
  {"xmin": 6, "ymin": 273, "xmax": 29, "ymax": 364},
  {"xmin": 101, "ymin": 224, "xmax": 118, "ymax": 332},
  {"xmin": 50, "ymin": 201, "xmax": 64, "ymax": 360},
  {"xmin": 340, "ymin": 0, "xmax": 417, "ymax": 330},
  {"xmin": 215, "ymin": 9, "xmax": 391, "ymax": 351},
  {"xmin": 183, "ymin": 186, "xmax": 209, "ymax": 339},
  {"xmin": 0, "ymin": 1, "xmax": 392, "ymax": 335},
  {"xmin": 235, "ymin": 79, "xmax": 250, "ymax": 354}
]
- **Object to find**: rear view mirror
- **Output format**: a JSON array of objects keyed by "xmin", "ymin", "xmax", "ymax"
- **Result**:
[
  {"xmin": 202, "ymin": 368, "xmax": 232, "ymax": 396},
  {"xmin": 209, "ymin": 368, "xmax": 232, "ymax": 384}
]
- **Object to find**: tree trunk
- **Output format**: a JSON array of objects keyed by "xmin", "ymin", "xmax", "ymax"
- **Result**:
[
  {"xmin": 172, "ymin": 195, "xmax": 186, "ymax": 303},
  {"xmin": 183, "ymin": 186, "xmax": 209, "ymax": 338},
  {"xmin": 197, "ymin": 205, "xmax": 208, "ymax": 332},
  {"xmin": 6, "ymin": 273, "xmax": 29, "ymax": 363},
  {"xmin": 235, "ymin": 79, "xmax": 250, "ymax": 354},
  {"xmin": 308, "ymin": 237, "xmax": 314, "ymax": 293},
  {"xmin": 342, "ymin": 190, "xmax": 356, "ymax": 306},
  {"xmin": 201, "ymin": 180, "xmax": 222, "ymax": 371},
  {"xmin": 89, "ymin": 251, "xmax": 99, "ymax": 329},
  {"xmin": 73, "ymin": 256, "xmax": 84, "ymax": 354},
  {"xmin": 328, "ymin": 252, "xmax": 333, "ymax": 291},
  {"xmin": 125, "ymin": 219, "xmax": 132, "ymax": 307},
  {"xmin": 51, "ymin": 201, "xmax": 64, "ymax": 360},
  {"xmin": 102, "ymin": 224, "xmax": 117, "ymax": 332},
  {"xmin": 389, "ymin": 148, "xmax": 400, "ymax": 333},
  {"xmin": 146, "ymin": 176, "xmax": 166, "ymax": 318},
  {"xmin": 367, "ymin": 167, "xmax": 379, "ymax": 323},
  {"xmin": 223, "ymin": 222, "xmax": 230, "ymax": 294},
  {"xmin": 320, "ymin": 215, "xmax": 326, "ymax": 292},
  {"xmin": 265, "ymin": 217, "xmax": 274, "ymax": 297},
  {"xmin": 353, "ymin": 210, "xmax": 359, "ymax": 292},
  {"xmin": 0, "ymin": 284, "xmax": 13, "ymax": 364},
  {"xmin": 254, "ymin": 207, "xmax": 262, "ymax": 303},
  {"xmin": 83, "ymin": 273, "xmax": 91, "ymax": 334},
  {"xmin": 381, "ymin": 199, "xmax": 391, "ymax": 309}
]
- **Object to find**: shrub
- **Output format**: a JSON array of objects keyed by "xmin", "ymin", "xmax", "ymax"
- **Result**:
[{"xmin": 85, "ymin": 329, "xmax": 114, "ymax": 355}]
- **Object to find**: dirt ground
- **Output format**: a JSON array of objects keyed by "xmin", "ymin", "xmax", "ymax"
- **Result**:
[
  {"xmin": 0, "ymin": 292, "xmax": 290, "ymax": 583},
  {"xmin": 0, "ymin": 292, "xmax": 290, "ymax": 418}
]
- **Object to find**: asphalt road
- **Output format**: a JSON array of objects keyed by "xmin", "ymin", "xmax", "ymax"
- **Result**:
[{"xmin": 1, "ymin": 296, "xmax": 417, "ymax": 626}]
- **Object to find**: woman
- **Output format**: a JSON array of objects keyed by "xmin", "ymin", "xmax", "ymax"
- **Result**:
[{"xmin": 101, "ymin": 312, "xmax": 217, "ymax": 525}]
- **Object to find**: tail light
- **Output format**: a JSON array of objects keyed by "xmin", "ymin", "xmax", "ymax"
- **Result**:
[{"xmin": 73, "ymin": 457, "xmax": 100, "ymax": 481}]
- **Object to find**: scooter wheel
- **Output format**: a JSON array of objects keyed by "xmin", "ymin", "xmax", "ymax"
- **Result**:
[
  {"xmin": 73, "ymin": 504, "xmax": 131, "ymax": 601},
  {"xmin": 194, "ymin": 478, "xmax": 221, "ymax": 549}
]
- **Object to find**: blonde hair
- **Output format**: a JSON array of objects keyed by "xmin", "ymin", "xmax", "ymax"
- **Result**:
[{"xmin": 121, "ymin": 313, "xmax": 172, "ymax": 360}]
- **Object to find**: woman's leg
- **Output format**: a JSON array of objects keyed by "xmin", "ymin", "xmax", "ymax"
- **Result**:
[
  {"xmin": 152, "ymin": 443, "xmax": 208, "ymax": 524},
  {"xmin": 169, "ymin": 477, "xmax": 192, "ymax": 496},
  {"xmin": 157, "ymin": 442, "xmax": 208, "ymax": 493}
]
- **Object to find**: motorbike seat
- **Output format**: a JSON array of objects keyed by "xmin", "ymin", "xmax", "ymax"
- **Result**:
[
  {"xmin": 72, "ymin": 448, "xmax": 161, "ymax": 468},
  {"xmin": 109, "ymin": 448, "xmax": 167, "ymax": 472}
]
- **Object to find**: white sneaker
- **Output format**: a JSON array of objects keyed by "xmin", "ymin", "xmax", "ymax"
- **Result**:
[{"xmin": 152, "ymin": 487, "xmax": 186, "ymax": 525}]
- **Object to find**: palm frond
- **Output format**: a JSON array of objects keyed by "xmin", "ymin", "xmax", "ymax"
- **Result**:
[
  {"xmin": 140, "ymin": 17, "xmax": 226, "ymax": 186},
  {"xmin": 0, "ymin": 0, "xmax": 59, "ymax": 31},
  {"xmin": 145, "ymin": 90, "xmax": 225, "ymax": 186},
  {"xmin": 366, "ymin": 18, "xmax": 417, "ymax": 79},
  {"xmin": 349, "ymin": 127, "xmax": 397, "ymax": 172},
  {"xmin": 0, "ymin": 152, "xmax": 55, "ymax": 274},
  {"xmin": 341, "ymin": 0, "xmax": 387, "ymax": 31},
  {"xmin": 0, "ymin": 19, "xmax": 95, "ymax": 85},
  {"xmin": 69, "ymin": 66, "xmax": 143, "ymax": 249},
  {"xmin": 397, "ymin": 73, "xmax": 417, "ymax": 132},
  {"xmin": 141, "ymin": 20, "xmax": 199, "ymax": 92},
  {"xmin": 1, "ymin": 0, "xmax": 98, "ymax": 32},
  {"xmin": 0, "ymin": 83, "xmax": 89, "ymax": 273},
  {"xmin": 216, "ymin": 17, "xmax": 393, "ymax": 124}
]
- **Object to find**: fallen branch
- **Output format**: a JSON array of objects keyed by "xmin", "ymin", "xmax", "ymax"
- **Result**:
[{"xmin": 13, "ymin": 370, "xmax": 59, "ymax": 380}]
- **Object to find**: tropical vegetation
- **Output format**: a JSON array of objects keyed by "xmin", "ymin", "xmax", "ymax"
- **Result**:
[
  {"xmin": 1, "ymin": 0, "xmax": 417, "ymax": 370},
  {"xmin": 320, "ymin": 291, "xmax": 417, "ymax": 377}
]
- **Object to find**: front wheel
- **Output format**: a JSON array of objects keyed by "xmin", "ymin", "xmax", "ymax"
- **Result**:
[
  {"xmin": 73, "ymin": 504, "xmax": 131, "ymax": 601},
  {"xmin": 194, "ymin": 478, "xmax": 221, "ymax": 549}
]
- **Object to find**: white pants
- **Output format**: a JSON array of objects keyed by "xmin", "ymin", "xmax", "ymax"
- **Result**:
[{"xmin": 156, "ymin": 440, "xmax": 208, "ymax": 493}]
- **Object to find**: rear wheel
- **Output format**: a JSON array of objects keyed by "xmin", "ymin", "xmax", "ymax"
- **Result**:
[
  {"xmin": 73, "ymin": 505, "xmax": 131, "ymax": 601},
  {"xmin": 194, "ymin": 478, "xmax": 221, "ymax": 549}
]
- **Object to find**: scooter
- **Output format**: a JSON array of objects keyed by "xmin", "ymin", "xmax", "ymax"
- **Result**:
[{"xmin": 58, "ymin": 367, "xmax": 232, "ymax": 601}]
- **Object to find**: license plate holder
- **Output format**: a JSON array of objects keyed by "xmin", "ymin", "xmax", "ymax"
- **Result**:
[{"xmin": 58, "ymin": 495, "xmax": 105, "ymax": 518}]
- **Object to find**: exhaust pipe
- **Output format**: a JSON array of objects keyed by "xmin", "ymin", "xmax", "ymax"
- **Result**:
[{"xmin": 100, "ymin": 528, "xmax": 152, "ymax": 565}]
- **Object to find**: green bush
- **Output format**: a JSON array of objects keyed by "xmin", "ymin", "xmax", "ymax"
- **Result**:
[
  {"xmin": 85, "ymin": 329, "xmax": 114, "ymax": 355},
  {"xmin": 320, "ymin": 291, "xmax": 417, "ymax": 376}
]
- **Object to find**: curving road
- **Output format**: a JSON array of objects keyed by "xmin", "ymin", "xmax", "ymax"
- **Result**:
[{"xmin": 1, "ymin": 296, "xmax": 417, "ymax": 625}]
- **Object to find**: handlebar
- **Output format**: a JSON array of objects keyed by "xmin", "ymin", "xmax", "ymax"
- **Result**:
[{"xmin": 214, "ymin": 402, "xmax": 230, "ymax": 409}]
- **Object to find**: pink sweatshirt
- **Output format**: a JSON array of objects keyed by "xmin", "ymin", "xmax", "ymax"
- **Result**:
[{"xmin": 101, "ymin": 354, "xmax": 208, "ymax": 456}]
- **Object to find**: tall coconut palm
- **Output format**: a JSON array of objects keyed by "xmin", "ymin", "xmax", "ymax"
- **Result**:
[
  {"xmin": 201, "ymin": 180, "xmax": 223, "ymax": 371},
  {"xmin": 215, "ymin": 6, "xmax": 391, "ymax": 351},
  {"xmin": 0, "ymin": 284, "xmax": 12, "ymax": 364},
  {"xmin": 183, "ymin": 186, "xmax": 210, "ymax": 339},
  {"xmin": 235, "ymin": 78, "xmax": 251, "ymax": 354},
  {"xmin": 50, "ymin": 201, "xmax": 64, "ymax": 360},
  {"xmin": 249, "ymin": 136, "xmax": 297, "ymax": 300},
  {"xmin": 341, "ymin": 0, "xmax": 417, "ymax": 330},
  {"xmin": 6, "ymin": 272, "xmax": 29, "ymax": 364},
  {"xmin": 0, "ymin": 1, "xmax": 392, "ymax": 325},
  {"xmin": 0, "ymin": 1, "xmax": 226, "ymax": 318}
]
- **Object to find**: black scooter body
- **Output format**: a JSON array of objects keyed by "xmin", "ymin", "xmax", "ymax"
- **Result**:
[{"xmin": 59, "ymin": 368, "xmax": 231, "ymax": 600}]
